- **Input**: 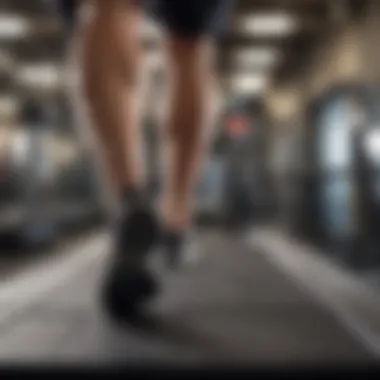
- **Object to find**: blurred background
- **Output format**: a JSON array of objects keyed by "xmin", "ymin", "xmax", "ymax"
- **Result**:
[
  {"xmin": 1, "ymin": 0, "xmax": 380, "ymax": 365},
  {"xmin": 1, "ymin": 0, "xmax": 379, "ymax": 269}
]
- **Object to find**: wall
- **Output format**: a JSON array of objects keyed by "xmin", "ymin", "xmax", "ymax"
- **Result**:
[{"xmin": 264, "ymin": 2, "xmax": 380, "ymax": 126}]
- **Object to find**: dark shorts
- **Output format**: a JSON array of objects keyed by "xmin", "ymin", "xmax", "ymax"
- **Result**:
[{"xmin": 58, "ymin": 0, "xmax": 233, "ymax": 38}]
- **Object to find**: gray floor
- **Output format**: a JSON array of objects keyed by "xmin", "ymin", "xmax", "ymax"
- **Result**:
[{"xmin": 0, "ymin": 232, "xmax": 374, "ymax": 365}]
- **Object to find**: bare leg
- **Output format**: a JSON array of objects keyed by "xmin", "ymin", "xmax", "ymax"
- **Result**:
[
  {"xmin": 75, "ymin": 0, "xmax": 145, "ymax": 202},
  {"xmin": 161, "ymin": 36, "xmax": 218, "ymax": 232},
  {"xmin": 69, "ymin": 1, "xmax": 160, "ymax": 320}
]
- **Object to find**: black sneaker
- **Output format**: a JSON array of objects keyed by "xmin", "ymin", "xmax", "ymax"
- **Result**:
[{"xmin": 101, "ymin": 206, "xmax": 161, "ymax": 321}]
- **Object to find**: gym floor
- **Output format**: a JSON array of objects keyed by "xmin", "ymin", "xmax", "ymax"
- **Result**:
[{"xmin": 0, "ymin": 227, "xmax": 378, "ymax": 366}]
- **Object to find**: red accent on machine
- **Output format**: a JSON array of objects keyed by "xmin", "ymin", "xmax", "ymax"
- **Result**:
[{"xmin": 226, "ymin": 115, "xmax": 249, "ymax": 136}]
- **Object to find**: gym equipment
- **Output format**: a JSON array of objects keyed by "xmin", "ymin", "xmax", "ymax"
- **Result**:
[
  {"xmin": 0, "ymin": 96, "xmax": 104, "ymax": 251},
  {"xmin": 298, "ymin": 84, "xmax": 380, "ymax": 270},
  {"xmin": 221, "ymin": 99, "xmax": 273, "ymax": 228}
]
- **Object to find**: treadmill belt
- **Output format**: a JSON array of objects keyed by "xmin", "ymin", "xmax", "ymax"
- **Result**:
[{"xmin": 0, "ymin": 233, "xmax": 373, "ymax": 365}]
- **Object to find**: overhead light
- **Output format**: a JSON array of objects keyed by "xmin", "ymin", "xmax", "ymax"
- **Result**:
[
  {"xmin": 0, "ymin": 15, "xmax": 30, "ymax": 39},
  {"xmin": 229, "ymin": 73, "xmax": 268, "ymax": 95},
  {"xmin": 237, "ymin": 12, "xmax": 298, "ymax": 37},
  {"xmin": 17, "ymin": 63, "xmax": 61, "ymax": 89},
  {"xmin": 233, "ymin": 47, "xmax": 280, "ymax": 69}
]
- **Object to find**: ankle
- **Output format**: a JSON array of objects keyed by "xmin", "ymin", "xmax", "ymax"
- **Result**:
[
  {"xmin": 161, "ymin": 206, "xmax": 191, "ymax": 232},
  {"xmin": 121, "ymin": 186, "xmax": 150, "ymax": 211}
]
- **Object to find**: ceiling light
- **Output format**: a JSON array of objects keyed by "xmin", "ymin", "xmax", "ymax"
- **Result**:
[
  {"xmin": 233, "ymin": 47, "xmax": 280, "ymax": 69},
  {"xmin": 17, "ymin": 64, "xmax": 61, "ymax": 89},
  {"xmin": 229, "ymin": 73, "xmax": 268, "ymax": 95},
  {"xmin": 0, "ymin": 15, "xmax": 30, "ymax": 39},
  {"xmin": 237, "ymin": 12, "xmax": 298, "ymax": 37}
]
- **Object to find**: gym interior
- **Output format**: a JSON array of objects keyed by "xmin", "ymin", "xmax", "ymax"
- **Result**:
[{"xmin": 1, "ymin": 0, "xmax": 380, "ymax": 367}]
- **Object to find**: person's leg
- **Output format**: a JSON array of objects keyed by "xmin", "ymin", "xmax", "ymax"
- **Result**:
[
  {"xmin": 154, "ymin": 0, "xmax": 233, "ymax": 265},
  {"xmin": 70, "ymin": 0, "xmax": 146, "ymax": 205},
  {"xmin": 63, "ymin": 0, "xmax": 160, "ymax": 318},
  {"xmin": 161, "ymin": 37, "xmax": 217, "ymax": 231}
]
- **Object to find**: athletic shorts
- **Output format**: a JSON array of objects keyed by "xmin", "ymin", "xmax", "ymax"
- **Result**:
[{"xmin": 58, "ymin": 0, "xmax": 234, "ymax": 38}]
